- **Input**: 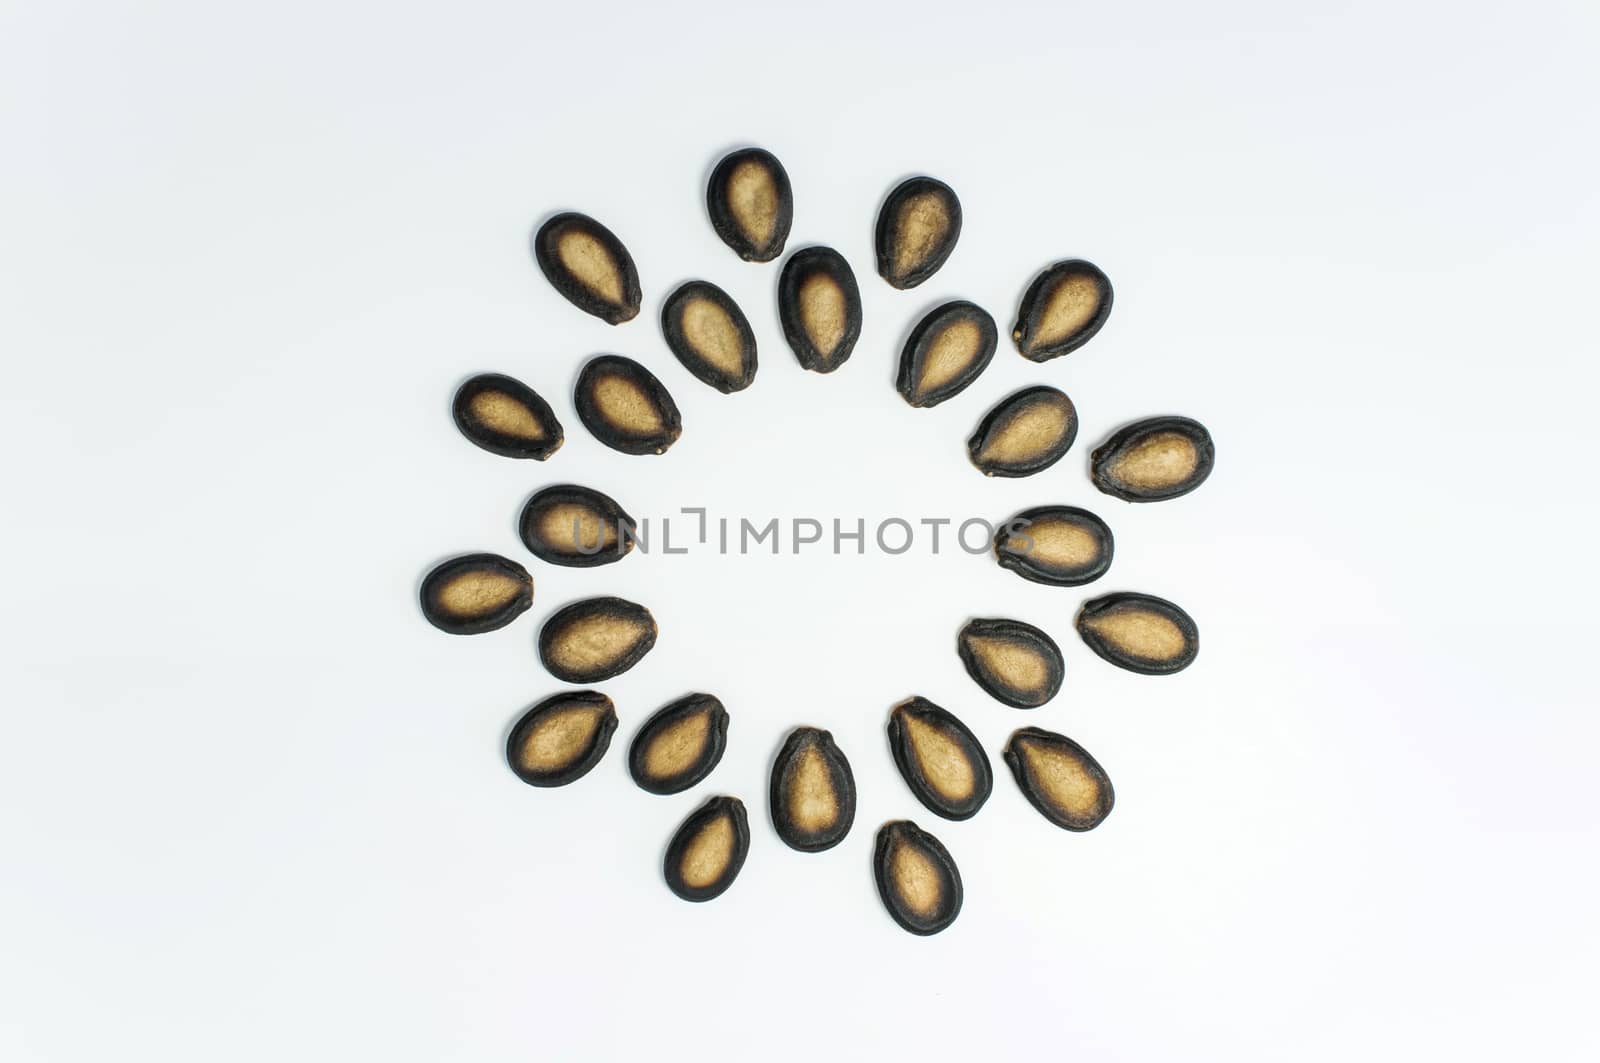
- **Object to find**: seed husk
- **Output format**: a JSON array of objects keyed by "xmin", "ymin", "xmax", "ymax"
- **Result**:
[
  {"xmin": 873, "ymin": 821, "xmax": 962, "ymax": 936},
  {"xmin": 1091, "ymin": 416, "xmax": 1215, "ymax": 502},
  {"xmin": 533, "ymin": 212, "xmax": 641, "ymax": 325},
  {"xmin": 957, "ymin": 617, "xmax": 1064, "ymax": 708},
  {"xmin": 517, "ymin": 484, "xmax": 635, "ymax": 568},
  {"xmin": 419, "ymin": 553, "xmax": 533, "ymax": 635},
  {"xmin": 451, "ymin": 373, "xmax": 564, "ymax": 460},
  {"xmin": 661, "ymin": 281, "xmax": 757, "ymax": 393},
  {"xmin": 537, "ymin": 596, "xmax": 658, "ymax": 684},
  {"xmin": 887, "ymin": 697, "xmax": 993, "ymax": 821},
  {"xmin": 664, "ymin": 795, "xmax": 750, "ymax": 902},
  {"xmin": 574, "ymin": 355, "xmax": 683, "ymax": 455},
  {"xmin": 505, "ymin": 690, "xmax": 618, "ymax": 787},
  {"xmin": 993, "ymin": 505, "xmax": 1114, "ymax": 587},
  {"xmin": 706, "ymin": 147, "xmax": 793, "ymax": 263},
  {"xmin": 1003, "ymin": 727, "xmax": 1114, "ymax": 831},
  {"xmin": 896, "ymin": 300, "xmax": 997, "ymax": 408},
  {"xmin": 1012, "ymin": 259, "xmax": 1113, "ymax": 361},
  {"xmin": 628, "ymin": 693, "xmax": 729, "ymax": 795},
  {"xmin": 1076, "ymin": 592, "xmax": 1199, "ymax": 675},
  {"xmin": 769, "ymin": 726, "xmax": 856, "ymax": 852},
  {"xmin": 967, "ymin": 385, "xmax": 1078, "ymax": 477},
  {"xmin": 778, "ymin": 246, "xmax": 862, "ymax": 373},
  {"xmin": 875, "ymin": 177, "xmax": 961, "ymax": 290}
]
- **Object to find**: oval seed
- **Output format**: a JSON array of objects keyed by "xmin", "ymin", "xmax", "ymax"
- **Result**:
[
  {"xmin": 661, "ymin": 281, "xmax": 757, "ymax": 393},
  {"xmin": 769, "ymin": 726, "xmax": 855, "ymax": 852},
  {"xmin": 1091, "ymin": 416, "xmax": 1215, "ymax": 502},
  {"xmin": 505, "ymin": 690, "xmax": 617, "ymax": 787},
  {"xmin": 419, "ymin": 553, "xmax": 533, "ymax": 635},
  {"xmin": 873, "ymin": 821, "xmax": 962, "ymax": 936},
  {"xmin": 628, "ymin": 693, "xmax": 729, "ymax": 795},
  {"xmin": 664, "ymin": 795, "xmax": 750, "ymax": 902},
  {"xmin": 993, "ymin": 505, "xmax": 1114, "ymax": 587},
  {"xmin": 967, "ymin": 385, "xmax": 1078, "ymax": 477},
  {"xmin": 957, "ymin": 617, "xmax": 1064, "ymax": 709},
  {"xmin": 896, "ymin": 300, "xmax": 997, "ymax": 408},
  {"xmin": 533, "ymin": 212, "xmax": 641, "ymax": 324},
  {"xmin": 574, "ymin": 355, "xmax": 683, "ymax": 455},
  {"xmin": 1076, "ymin": 592, "xmax": 1199, "ymax": 675},
  {"xmin": 1003, "ymin": 727, "xmax": 1114, "ymax": 831},
  {"xmin": 706, "ymin": 147, "xmax": 793, "ymax": 263},
  {"xmin": 875, "ymin": 176, "xmax": 961, "ymax": 290},
  {"xmin": 518, "ymin": 484, "xmax": 634, "ymax": 568},
  {"xmin": 887, "ymin": 697, "xmax": 993, "ymax": 821},
  {"xmin": 451, "ymin": 373, "xmax": 563, "ymax": 460},
  {"xmin": 1012, "ymin": 259, "xmax": 1113, "ymax": 361},
  {"xmin": 778, "ymin": 246, "xmax": 862, "ymax": 373},
  {"xmin": 537, "ymin": 596, "xmax": 658, "ymax": 684}
]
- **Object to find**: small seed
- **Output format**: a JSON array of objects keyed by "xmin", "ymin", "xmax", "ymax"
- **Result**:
[
  {"xmin": 706, "ymin": 147, "xmax": 793, "ymax": 263},
  {"xmin": 887, "ymin": 697, "xmax": 992, "ymax": 821},
  {"xmin": 518, "ymin": 484, "xmax": 634, "ymax": 568},
  {"xmin": 538, "ymin": 596, "xmax": 657, "ymax": 684},
  {"xmin": 1003, "ymin": 727, "xmax": 1114, "ymax": 831},
  {"xmin": 967, "ymin": 385, "xmax": 1078, "ymax": 477},
  {"xmin": 628, "ymin": 693, "xmax": 729, "ymax": 795},
  {"xmin": 1076, "ymin": 592, "xmax": 1199, "ymax": 675},
  {"xmin": 1091, "ymin": 416, "xmax": 1215, "ymax": 502},
  {"xmin": 574, "ymin": 355, "xmax": 683, "ymax": 455},
  {"xmin": 896, "ymin": 301, "xmax": 997, "ymax": 408},
  {"xmin": 664, "ymin": 795, "xmax": 750, "ymax": 902},
  {"xmin": 875, "ymin": 177, "xmax": 961, "ymax": 290},
  {"xmin": 769, "ymin": 726, "xmax": 855, "ymax": 852},
  {"xmin": 957, "ymin": 617, "xmax": 1064, "ymax": 708},
  {"xmin": 1012, "ymin": 259, "xmax": 1113, "ymax": 361},
  {"xmin": 661, "ymin": 281, "xmax": 757, "ymax": 393},
  {"xmin": 778, "ymin": 246, "xmax": 862, "ymax": 373},
  {"xmin": 873, "ymin": 821, "xmax": 962, "ymax": 936},
  {"xmin": 533, "ymin": 212, "xmax": 641, "ymax": 325},
  {"xmin": 451, "ymin": 373, "xmax": 564, "ymax": 460},
  {"xmin": 994, "ymin": 506, "xmax": 1114, "ymax": 587},
  {"xmin": 505, "ymin": 690, "xmax": 617, "ymax": 787},
  {"xmin": 419, "ymin": 553, "xmax": 533, "ymax": 635}
]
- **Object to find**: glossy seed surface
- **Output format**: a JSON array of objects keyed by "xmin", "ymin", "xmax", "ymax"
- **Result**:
[
  {"xmin": 419, "ymin": 553, "xmax": 533, "ymax": 635},
  {"xmin": 1076, "ymin": 592, "xmax": 1199, "ymax": 675},
  {"xmin": 957, "ymin": 617, "xmax": 1064, "ymax": 708},
  {"xmin": 538, "ymin": 596, "xmax": 658, "ymax": 684},
  {"xmin": 1092, "ymin": 416, "xmax": 1215, "ymax": 502},
  {"xmin": 1012, "ymin": 259, "xmax": 1113, "ymax": 361},
  {"xmin": 873, "ymin": 821, "xmax": 962, "ymax": 936},
  {"xmin": 769, "ymin": 726, "xmax": 855, "ymax": 852},
  {"xmin": 533, "ymin": 212, "xmax": 641, "ymax": 324},
  {"xmin": 967, "ymin": 385, "xmax": 1078, "ymax": 477},
  {"xmin": 628, "ymin": 693, "xmax": 729, "ymax": 795},
  {"xmin": 664, "ymin": 795, "xmax": 750, "ymax": 902},
  {"xmin": 778, "ymin": 246, "xmax": 862, "ymax": 373},
  {"xmin": 1004, "ymin": 727, "xmax": 1114, "ymax": 831},
  {"xmin": 574, "ymin": 355, "xmax": 683, "ymax": 455},
  {"xmin": 518, "ymin": 484, "xmax": 634, "ymax": 568},
  {"xmin": 994, "ymin": 505, "xmax": 1114, "ymax": 587},
  {"xmin": 896, "ymin": 300, "xmax": 997, "ymax": 408},
  {"xmin": 875, "ymin": 177, "xmax": 961, "ymax": 290},
  {"xmin": 505, "ymin": 690, "xmax": 617, "ymax": 787},
  {"xmin": 661, "ymin": 281, "xmax": 757, "ymax": 393},
  {"xmin": 887, "ymin": 697, "xmax": 992, "ymax": 821},
  {"xmin": 451, "ymin": 373, "xmax": 563, "ymax": 460},
  {"xmin": 706, "ymin": 148, "xmax": 793, "ymax": 263}
]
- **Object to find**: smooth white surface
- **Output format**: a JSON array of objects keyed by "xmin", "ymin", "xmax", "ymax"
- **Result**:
[{"xmin": 3, "ymin": 1, "xmax": 1597, "ymax": 1059}]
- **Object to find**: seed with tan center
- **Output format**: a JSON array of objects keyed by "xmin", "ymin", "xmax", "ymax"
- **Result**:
[
  {"xmin": 663, "ymin": 796, "xmax": 750, "ymax": 902},
  {"xmin": 875, "ymin": 176, "xmax": 962, "ymax": 290},
  {"xmin": 661, "ymin": 281, "xmax": 758, "ymax": 393},
  {"xmin": 1091, "ymin": 416, "xmax": 1215, "ymax": 502},
  {"xmin": 706, "ymin": 147, "xmax": 793, "ymax": 263},
  {"xmin": 957, "ymin": 617, "xmax": 1065, "ymax": 709},
  {"xmin": 537, "ymin": 596, "xmax": 657, "ymax": 684},
  {"xmin": 628, "ymin": 693, "xmax": 729, "ymax": 795},
  {"xmin": 1012, "ymin": 259, "xmax": 1113, "ymax": 361},
  {"xmin": 994, "ymin": 505, "xmax": 1114, "ymax": 587},
  {"xmin": 504, "ymin": 690, "xmax": 617, "ymax": 788},
  {"xmin": 873, "ymin": 821, "xmax": 963, "ymax": 935},
  {"xmin": 533, "ymin": 212, "xmax": 641, "ymax": 325},
  {"xmin": 1076, "ymin": 592, "xmax": 1199, "ymax": 674},
  {"xmin": 770, "ymin": 726, "xmax": 855, "ymax": 852},
  {"xmin": 518, "ymin": 484, "xmax": 634, "ymax": 568},
  {"xmin": 574, "ymin": 355, "xmax": 682, "ymax": 455},
  {"xmin": 451, "ymin": 373, "xmax": 563, "ymax": 460},
  {"xmin": 887, "ymin": 697, "xmax": 992, "ymax": 820},
  {"xmin": 778, "ymin": 247, "xmax": 861, "ymax": 373},
  {"xmin": 967, "ymin": 385, "xmax": 1078, "ymax": 477},
  {"xmin": 896, "ymin": 301, "xmax": 998, "ymax": 408},
  {"xmin": 419, "ymin": 553, "xmax": 533, "ymax": 635},
  {"xmin": 1003, "ymin": 727, "xmax": 1114, "ymax": 831}
]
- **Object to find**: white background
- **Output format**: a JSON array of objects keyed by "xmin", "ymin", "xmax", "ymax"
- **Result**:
[{"xmin": 3, "ymin": 1, "xmax": 1597, "ymax": 1059}]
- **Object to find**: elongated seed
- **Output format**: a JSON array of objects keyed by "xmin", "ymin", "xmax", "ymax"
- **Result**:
[
  {"xmin": 1012, "ymin": 259, "xmax": 1113, "ymax": 361},
  {"xmin": 419, "ymin": 553, "xmax": 533, "ymax": 635},
  {"xmin": 875, "ymin": 177, "xmax": 961, "ymax": 290},
  {"xmin": 896, "ymin": 301, "xmax": 997, "ymax": 408},
  {"xmin": 873, "ymin": 821, "xmax": 962, "ymax": 935},
  {"xmin": 1004, "ymin": 727, "xmax": 1114, "ymax": 831},
  {"xmin": 706, "ymin": 148, "xmax": 793, "ymax": 263},
  {"xmin": 574, "ymin": 355, "xmax": 682, "ymax": 455},
  {"xmin": 533, "ymin": 212, "xmax": 641, "ymax": 324},
  {"xmin": 664, "ymin": 795, "xmax": 750, "ymax": 902},
  {"xmin": 451, "ymin": 373, "xmax": 563, "ymax": 460},
  {"xmin": 993, "ymin": 506, "xmax": 1114, "ymax": 587},
  {"xmin": 1091, "ymin": 416, "xmax": 1215, "ymax": 502},
  {"xmin": 661, "ymin": 281, "xmax": 757, "ymax": 393},
  {"xmin": 537, "ymin": 596, "xmax": 657, "ymax": 683},
  {"xmin": 967, "ymin": 385, "xmax": 1077, "ymax": 477},
  {"xmin": 628, "ymin": 693, "xmax": 729, "ymax": 795},
  {"xmin": 957, "ymin": 617, "xmax": 1064, "ymax": 708},
  {"xmin": 769, "ymin": 726, "xmax": 855, "ymax": 852},
  {"xmin": 518, "ymin": 484, "xmax": 634, "ymax": 568},
  {"xmin": 505, "ymin": 690, "xmax": 617, "ymax": 787},
  {"xmin": 778, "ymin": 247, "xmax": 862, "ymax": 373},
  {"xmin": 1076, "ymin": 592, "xmax": 1199, "ymax": 675},
  {"xmin": 887, "ymin": 697, "xmax": 992, "ymax": 820}
]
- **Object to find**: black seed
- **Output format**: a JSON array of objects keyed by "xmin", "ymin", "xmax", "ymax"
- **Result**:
[
  {"xmin": 993, "ymin": 506, "xmax": 1114, "ymax": 587},
  {"xmin": 661, "ymin": 281, "xmax": 757, "ymax": 393},
  {"xmin": 574, "ymin": 355, "xmax": 683, "ymax": 455},
  {"xmin": 873, "ymin": 821, "xmax": 962, "ymax": 936},
  {"xmin": 957, "ymin": 617, "xmax": 1064, "ymax": 709},
  {"xmin": 537, "ymin": 596, "xmax": 657, "ymax": 684},
  {"xmin": 628, "ymin": 693, "xmax": 729, "ymax": 795},
  {"xmin": 451, "ymin": 373, "xmax": 564, "ymax": 460},
  {"xmin": 896, "ymin": 301, "xmax": 997, "ymax": 408},
  {"xmin": 706, "ymin": 147, "xmax": 793, "ymax": 263},
  {"xmin": 887, "ymin": 697, "xmax": 992, "ymax": 821},
  {"xmin": 518, "ymin": 484, "xmax": 635, "ymax": 568},
  {"xmin": 1012, "ymin": 259, "xmax": 1113, "ymax": 361},
  {"xmin": 967, "ymin": 385, "xmax": 1078, "ymax": 477},
  {"xmin": 1076, "ymin": 592, "xmax": 1199, "ymax": 675},
  {"xmin": 769, "ymin": 726, "xmax": 855, "ymax": 852},
  {"xmin": 505, "ymin": 690, "xmax": 617, "ymax": 787},
  {"xmin": 664, "ymin": 795, "xmax": 750, "ymax": 902},
  {"xmin": 875, "ymin": 177, "xmax": 961, "ymax": 290},
  {"xmin": 533, "ymin": 212, "xmax": 642, "ymax": 325},
  {"xmin": 419, "ymin": 553, "xmax": 533, "ymax": 635},
  {"xmin": 778, "ymin": 246, "xmax": 862, "ymax": 373},
  {"xmin": 1003, "ymin": 727, "xmax": 1114, "ymax": 831},
  {"xmin": 1091, "ymin": 416, "xmax": 1215, "ymax": 502}
]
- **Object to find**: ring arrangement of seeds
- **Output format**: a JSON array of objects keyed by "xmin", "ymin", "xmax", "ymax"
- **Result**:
[{"xmin": 420, "ymin": 146, "xmax": 1213, "ymax": 935}]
